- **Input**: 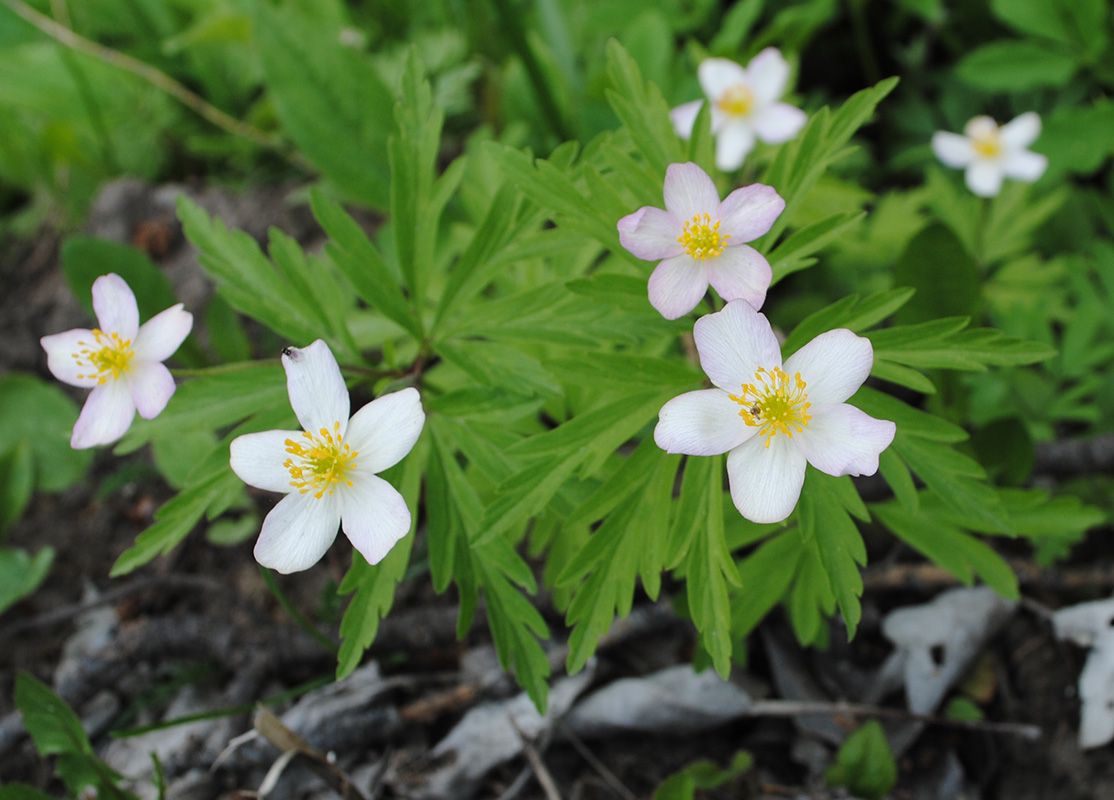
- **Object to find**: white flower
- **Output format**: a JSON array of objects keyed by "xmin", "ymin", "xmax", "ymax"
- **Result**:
[
  {"xmin": 671, "ymin": 49, "xmax": 808, "ymax": 172},
  {"xmin": 40, "ymin": 273, "xmax": 193, "ymax": 449},
  {"xmin": 931, "ymin": 112, "xmax": 1048, "ymax": 197},
  {"xmin": 617, "ymin": 162, "xmax": 784, "ymax": 319},
  {"xmin": 654, "ymin": 300, "xmax": 895, "ymax": 524},
  {"xmin": 229, "ymin": 340, "xmax": 424, "ymax": 574}
]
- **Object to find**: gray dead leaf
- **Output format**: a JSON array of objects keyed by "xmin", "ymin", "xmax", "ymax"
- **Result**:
[{"xmin": 1052, "ymin": 597, "xmax": 1114, "ymax": 748}]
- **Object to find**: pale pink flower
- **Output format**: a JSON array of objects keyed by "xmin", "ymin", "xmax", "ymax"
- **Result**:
[
  {"xmin": 654, "ymin": 300, "xmax": 895, "ymax": 524},
  {"xmin": 617, "ymin": 162, "xmax": 784, "ymax": 319},
  {"xmin": 230, "ymin": 340, "xmax": 424, "ymax": 574},
  {"xmin": 40, "ymin": 273, "xmax": 193, "ymax": 449},
  {"xmin": 931, "ymin": 112, "xmax": 1047, "ymax": 197}
]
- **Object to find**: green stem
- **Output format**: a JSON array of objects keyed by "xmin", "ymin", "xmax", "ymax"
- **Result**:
[{"xmin": 258, "ymin": 566, "xmax": 338, "ymax": 655}]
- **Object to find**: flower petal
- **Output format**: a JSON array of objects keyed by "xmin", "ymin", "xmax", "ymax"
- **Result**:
[
  {"xmin": 693, "ymin": 300, "xmax": 782, "ymax": 391},
  {"xmin": 751, "ymin": 103, "xmax": 807, "ymax": 144},
  {"xmin": 283, "ymin": 340, "xmax": 350, "ymax": 434},
  {"xmin": 338, "ymin": 474, "xmax": 412, "ymax": 565},
  {"xmin": 726, "ymin": 434, "xmax": 807, "ymax": 523},
  {"xmin": 648, "ymin": 255, "xmax": 710, "ymax": 320},
  {"xmin": 617, "ymin": 206, "xmax": 684, "ymax": 261},
  {"xmin": 698, "ymin": 58, "xmax": 748, "ymax": 103},
  {"xmin": 71, "ymin": 380, "xmax": 135, "ymax": 449},
  {"xmin": 344, "ymin": 387, "xmax": 425, "ymax": 474},
  {"xmin": 1000, "ymin": 111, "xmax": 1041, "ymax": 149},
  {"xmin": 795, "ymin": 403, "xmax": 896, "ymax": 477},
  {"xmin": 716, "ymin": 183, "xmax": 785, "ymax": 242},
  {"xmin": 230, "ymin": 430, "xmax": 303, "ymax": 493},
  {"xmin": 654, "ymin": 388, "xmax": 755, "ymax": 456},
  {"xmin": 253, "ymin": 492, "xmax": 340, "ymax": 574},
  {"xmin": 126, "ymin": 360, "xmax": 176, "ymax": 419},
  {"xmin": 783, "ymin": 328, "xmax": 873, "ymax": 405},
  {"xmin": 41, "ymin": 329, "xmax": 99, "ymax": 388},
  {"xmin": 931, "ymin": 132, "xmax": 974, "ymax": 168},
  {"xmin": 663, "ymin": 162, "xmax": 721, "ymax": 220},
  {"xmin": 132, "ymin": 304, "xmax": 193, "ymax": 362},
  {"xmin": 670, "ymin": 99, "xmax": 704, "ymax": 140},
  {"xmin": 92, "ymin": 273, "xmax": 139, "ymax": 339},
  {"xmin": 714, "ymin": 123, "xmax": 756, "ymax": 171},
  {"xmin": 965, "ymin": 161, "xmax": 1004, "ymax": 197},
  {"xmin": 745, "ymin": 48, "xmax": 790, "ymax": 104},
  {"xmin": 705, "ymin": 245, "xmax": 771, "ymax": 310},
  {"xmin": 1001, "ymin": 149, "xmax": 1048, "ymax": 182}
]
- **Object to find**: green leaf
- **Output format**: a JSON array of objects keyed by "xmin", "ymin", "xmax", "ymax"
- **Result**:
[
  {"xmin": 956, "ymin": 40, "xmax": 1078, "ymax": 91},
  {"xmin": 0, "ymin": 373, "xmax": 91, "ymax": 492},
  {"xmin": 0, "ymin": 439, "xmax": 34, "ymax": 531},
  {"xmin": 731, "ymin": 531, "xmax": 803, "ymax": 642},
  {"xmin": 0, "ymin": 546, "xmax": 53, "ymax": 616},
  {"xmin": 61, "ymin": 236, "xmax": 180, "ymax": 325},
  {"xmin": 878, "ymin": 448, "xmax": 918, "ymax": 512},
  {"xmin": 990, "ymin": 0, "xmax": 1108, "ymax": 59},
  {"xmin": 893, "ymin": 224, "xmax": 982, "ymax": 324},
  {"xmin": 782, "ymin": 288, "xmax": 915, "ymax": 357},
  {"xmin": 825, "ymin": 720, "xmax": 897, "ymax": 800},
  {"xmin": 654, "ymin": 751, "xmax": 753, "ymax": 800},
  {"xmin": 603, "ymin": 38, "xmax": 683, "ymax": 176},
  {"xmin": 203, "ymin": 295, "xmax": 251, "ymax": 364},
  {"xmin": 786, "ymin": 535, "xmax": 836, "ymax": 647},
  {"xmin": 768, "ymin": 211, "xmax": 864, "ymax": 283},
  {"xmin": 438, "ymin": 339, "xmax": 562, "ymax": 399}
]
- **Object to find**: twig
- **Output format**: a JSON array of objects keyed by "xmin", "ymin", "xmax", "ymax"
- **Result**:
[
  {"xmin": 863, "ymin": 560, "xmax": 1114, "ymax": 593},
  {"xmin": 554, "ymin": 720, "xmax": 637, "ymax": 800},
  {"xmin": 509, "ymin": 715, "xmax": 563, "ymax": 800},
  {"xmin": 1033, "ymin": 433, "xmax": 1114, "ymax": 476},
  {"xmin": 254, "ymin": 706, "xmax": 370, "ymax": 800}
]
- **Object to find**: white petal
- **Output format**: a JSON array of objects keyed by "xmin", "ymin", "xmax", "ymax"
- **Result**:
[
  {"xmin": 698, "ymin": 58, "xmax": 748, "ymax": 103},
  {"xmin": 1001, "ymin": 149, "xmax": 1048, "ymax": 182},
  {"xmin": 338, "ymin": 474, "xmax": 412, "ymax": 565},
  {"xmin": 283, "ymin": 340, "xmax": 350, "ymax": 434},
  {"xmin": 714, "ymin": 124, "xmax": 756, "ymax": 171},
  {"xmin": 92, "ymin": 273, "xmax": 139, "ymax": 339},
  {"xmin": 617, "ymin": 206, "xmax": 684, "ymax": 261},
  {"xmin": 132, "ymin": 304, "xmax": 193, "ymax": 362},
  {"xmin": 745, "ymin": 48, "xmax": 790, "ymax": 104},
  {"xmin": 716, "ymin": 183, "xmax": 785, "ymax": 242},
  {"xmin": 963, "ymin": 116, "xmax": 998, "ymax": 141},
  {"xmin": 726, "ymin": 434, "xmax": 807, "ymax": 524},
  {"xmin": 655, "ymin": 388, "xmax": 755, "ymax": 456},
  {"xmin": 751, "ymin": 103, "xmax": 807, "ymax": 144},
  {"xmin": 71, "ymin": 380, "xmax": 135, "ymax": 449},
  {"xmin": 253, "ymin": 491, "xmax": 340, "ymax": 574},
  {"xmin": 999, "ymin": 111, "xmax": 1041, "ymax": 149},
  {"xmin": 344, "ymin": 387, "xmax": 425, "ymax": 474},
  {"xmin": 966, "ymin": 161, "xmax": 1004, "ymax": 197},
  {"xmin": 670, "ymin": 99, "xmax": 704, "ymax": 140},
  {"xmin": 783, "ymin": 328, "xmax": 873, "ymax": 405},
  {"xmin": 662, "ymin": 162, "xmax": 721, "ymax": 220},
  {"xmin": 230, "ymin": 430, "xmax": 303, "ymax": 493},
  {"xmin": 931, "ymin": 132, "xmax": 974, "ymax": 168},
  {"xmin": 125, "ymin": 360, "xmax": 176, "ymax": 419},
  {"xmin": 795, "ymin": 404, "xmax": 896, "ymax": 477},
  {"xmin": 693, "ymin": 300, "xmax": 782, "ymax": 391},
  {"xmin": 705, "ymin": 245, "xmax": 771, "ymax": 310},
  {"xmin": 647, "ymin": 255, "xmax": 710, "ymax": 320},
  {"xmin": 41, "ymin": 329, "xmax": 98, "ymax": 388}
]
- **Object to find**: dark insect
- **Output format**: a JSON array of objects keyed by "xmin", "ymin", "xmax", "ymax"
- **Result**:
[
  {"xmin": 282, "ymin": 346, "xmax": 295, "ymax": 357},
  {"xmin": 749, "ymin": 404, "xmax": 762, "ymax": 419}
]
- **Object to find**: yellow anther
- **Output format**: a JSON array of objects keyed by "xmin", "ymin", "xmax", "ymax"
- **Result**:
[
  {"xmin": 73, "ymin": 329, "xmax": 134, "ymax": 384},
  {"xmin": 283, "ymin": 420, "xmax": 358, "ymax": 498},
  {"xmin": 972, "ymin": 131, "xmax": 1002, "ymax": 159},
  {"xmin": 717, "ymin": 84, "xmax": 754, "ymax": 117},
  {"xmin": 676, "ymin": 213, "xmax": 730, "ymax": 261},
  {"xmin": 728, "ymin": 366, "xmax": 812, "ymax": 447}
]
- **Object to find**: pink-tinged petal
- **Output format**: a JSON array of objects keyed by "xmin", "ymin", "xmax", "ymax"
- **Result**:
[
  {"xmin": 795, "ymin": 404, "xmax": 896, "ymax": 477},
  {"xmin": 338, "ymin": 474, "xmax": 412, "ymax": 565},
  {"xmin": 716, "ymin": 183, "xmax": 785, "ymax": 242},
  {"xmin": 132, "ymin": 304, "xmax": 193, "ymax": 362},
  {"xmin": 654, "ymin": 388, "xmax": 755, "ymax": 456},
  {"xmin": 726, "ymin": 434, "xmax": 807, "ymax": 523},
  {"xmin": 999, "ymin": 111, "xmax": 1041, "ymax": 149},
  {"xmin": 125, "ymin": 360, "xmax": 176, "ymax": 419},
  {"xmin": 714, "ymin": 124, "xmax": 756, "ymax": 171},
  {"xmin": 92, "ymin": 273, "xmax": 139, "ymax": 339},
  {"xmin": 663, "ymin": 162, "xmax": 721, "ymax": 220},
  {"xmin": 670, "ymin": 99, "xmax": 704, "ymax": 140},
  {"xmin": 344, "ymin": 387, "xmax": 425, "ymax": 474},
  {"xmin": 283, "ymin": 340, "xmax": 350, "ymax": 434},
  {"xmin": 783, "ymin": 328, "xmax": 873, "ymax": 405},
  {"xmin": 706, "ymin": 245, "xmax": 771, "ymax": 310},
  {"xmin": 931, "ymin": 132, "xmax": 974, "ymax": 168},
  {"xmin": 698, "ymin": 58, "xmax": 748, "ymax": 103},
  {"xmin": 253, "ymin": 491, "xmax": 340, "ymax": 574},
  {"xmin": 71, "ymin": 380, "xmax": 135, "ymax": 449},
  {"xmin": 41, "ymin": 329, "xmax": 98, "ymax": 388},
  {"xmin": 965, "ymin": 161, "xmax": 1004, "ymax": 197},
  {"xmin": 751, "ymin": 103, "xmax": 807, "ymax": 145},
  {"xmin": 1001, "ymin": 149, "xmax": 1048, "ymax": 182},
  {"xmin": 693, "ymin": 300, "xmax": 782, "ymax": 391},
  {"xmin": 648, "ymin": 255, "xmax": 710, "ymax": 320},
  {"xmin": 617, "ymin": 206, "xmax": 684, "ymax": 261},
  {"xmin": 230, "ymin": 430, "xmax": 303, "ymax": 493},
  {"xmin": 745, "ymin": 48, "xmax": 790, "ymax": 104}
]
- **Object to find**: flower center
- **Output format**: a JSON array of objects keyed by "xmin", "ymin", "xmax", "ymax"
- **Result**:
[
  {"xmin": 728, "ymin": 366, "xmax": 812, "ymax": 447},
  {"xmin": 677, "ymin": 213, "xmax": 730, "ymax": 261},
  {"xmin": 73, "ymin": 329, "xmax": 134, "ymax": 384},
  {"xmin": 972, "ymin": 130, "xmax": 1001, "ymax": 159},
  {"xmin": 717, "ymin": 84, "xmax": 754, "ymax": 117},
  {"xmin": 284, "ymin": 422, "xmax": 358, "ymax": 499}
]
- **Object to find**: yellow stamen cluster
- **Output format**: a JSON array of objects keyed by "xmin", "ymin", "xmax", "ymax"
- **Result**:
[
  {"xmin": 73, "ymin": 329, "xmax": 134, "ymax": 384},
  {"xmin": 729, "ymin": 366, "xmax": 812, "ymax": 447},
  {"xmin": 717, "ymin": 84, "xmax": 754, "ymax": 117},
  {"xmin": 284, "ymin": 421, "xmax": 358, "ymax": 499},
  {"xmin": 972, "ymin": 130, "xmax": 1002, "ymax": 159},
  {"xmin": 677, "ymin": 213, "xmax": 730, "ymax": 261}
]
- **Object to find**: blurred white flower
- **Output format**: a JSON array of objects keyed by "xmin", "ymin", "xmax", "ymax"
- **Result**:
[
  {"xmin": 671, "ymin": 49, "xmax": 808, "ymax": 171},
  {"xmin": 931, "ymin": 113, "xmax": 1048, "ymax": 197}
]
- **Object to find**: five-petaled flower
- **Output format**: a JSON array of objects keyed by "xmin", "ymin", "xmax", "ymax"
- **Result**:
[
  {"xmin": 40, "ymin": 273, "xmax": 193, "ymax": 449},
  {"xmin": 230, "ymin": 340, "xmax": 424, "ymax": 574},
  {"xmin": 671, "ymin": 49, "xmax": 808, "ymax": 172},
  {"xmin": 931, "ymin": 112, "xmax": 1048, "ymax": 197},
  {"xmin": 617, "ymin": 162, "xmax": 784, "ymax": 320},
  {"xmin": 654, "ymin": 300, "xmax": 896, "ymax": 524}
]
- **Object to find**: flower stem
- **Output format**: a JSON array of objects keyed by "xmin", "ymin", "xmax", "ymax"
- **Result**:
[{"xmin": 258, "ymin": 566, "xmax": 338, "ymax": 655}]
